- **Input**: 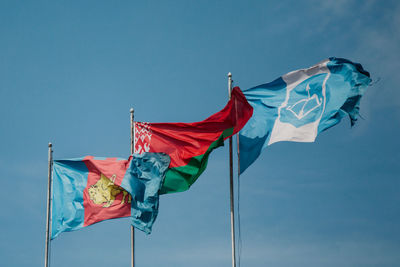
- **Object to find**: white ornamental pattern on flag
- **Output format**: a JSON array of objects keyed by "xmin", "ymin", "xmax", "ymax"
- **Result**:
[{"xmin": 134, "ymin": 122, "xmax": 152, "ymax": 154}]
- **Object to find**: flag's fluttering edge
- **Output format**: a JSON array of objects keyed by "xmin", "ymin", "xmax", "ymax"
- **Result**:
[
  {"xmin": 135, "ymin": 87, "xmax": 253, "ymax": 194},
  {"xmin": 51, "ymin": 152, "xmax": 170, "ymax": 239},
  {"xmin": 239, "ymin": 57, "xmax": 371, "ymax": 173}
]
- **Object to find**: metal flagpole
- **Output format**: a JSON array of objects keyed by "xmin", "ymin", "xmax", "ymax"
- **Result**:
[
  {"xmin": 130, "ymin": 108, "xmax": 135, "ymax": 267},
  {"xmin": 236, "ymin": 133, "xmax": 242, "ymax": 266},
  {"xmin": 44, "ymin": 142, "xmax": 53, "ymax": 267},
  {"xmin": 228, "ymin": 72, "xmax": 237, "ymax": 267}
]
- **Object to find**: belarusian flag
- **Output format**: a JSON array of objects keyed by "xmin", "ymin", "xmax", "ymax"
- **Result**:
[{"xmin": 134, "ymin": 87, "xmax": 253, "ymax": 194}]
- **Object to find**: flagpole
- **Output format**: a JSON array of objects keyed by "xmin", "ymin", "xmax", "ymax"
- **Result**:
[
  {"xmin": 130, "ymin": 108, "xmax": 135, "ymax": 267},
  {"xmin": 44, "ymin": 142, "xmax": 53, "ymax": 267},
  {"xmin": 228, "ymin": 72, "xmax": 237, "ymax": 267}
]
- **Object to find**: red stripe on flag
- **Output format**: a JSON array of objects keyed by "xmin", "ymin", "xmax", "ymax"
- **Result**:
[
  {"xmin": 82, "ymin": 156, "xmax": 131, "ymax": 227},
  {"xmin": 135, "ymin": 87, "xmax": 253, "ymax": 168}
]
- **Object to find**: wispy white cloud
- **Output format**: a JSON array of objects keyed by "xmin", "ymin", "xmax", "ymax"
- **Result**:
[{"xmin": 307, "ymin": 0, "xmax": 400, "ymax": 124}]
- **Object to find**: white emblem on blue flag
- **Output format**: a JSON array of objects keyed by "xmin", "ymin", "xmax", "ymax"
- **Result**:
[
  {"xmin": 268, "ymin": 59, "xmax": 330, "ymax": 145},
  {"xmin": 239, "ymin": 57, "xmax": 371, "ymax": 174},
  {"xmin": 286, "ymin": 83, "xmax": 322, "ymax": 120}
]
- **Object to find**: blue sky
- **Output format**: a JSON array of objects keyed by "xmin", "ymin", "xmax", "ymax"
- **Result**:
[{"xmin": 1, "ymin": 1, "xmax": 399, "ymax": 266}]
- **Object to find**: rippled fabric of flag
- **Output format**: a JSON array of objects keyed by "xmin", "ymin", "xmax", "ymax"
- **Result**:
[
  {"xmin": 51, "ymin": 152, "xmax": 170, "ymax": 239},
  {"xmin": 239, "ymin": 57, "xmax": 371, "ymax": 173},
  {"xmin": 134, "ymin": 87, "xmax": 253, "ymax": 194}
]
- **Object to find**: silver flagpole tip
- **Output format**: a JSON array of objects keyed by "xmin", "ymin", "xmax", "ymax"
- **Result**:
[
  {"xmin": 130, "ymin": 108, "xmax": 134, "ymax": 113},
  {"xmin": 48, "ymin": 142, "xmax": 52, "ymax": 147},
  {"xmin": 228, "ymin": 72, "xmax": 232, "ymax": 77}
]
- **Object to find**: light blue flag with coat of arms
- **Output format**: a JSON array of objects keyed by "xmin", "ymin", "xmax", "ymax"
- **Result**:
[{"xmin": 239, "ymin": 57, "xmax": 371, "ymax": 173}]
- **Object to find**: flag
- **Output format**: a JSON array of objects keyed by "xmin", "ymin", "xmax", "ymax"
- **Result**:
[
  {"xmin": 134, "ymin": 87, "xmax": 253, "ymax": 194},
  {"xmin": 239, "ymin": 57, "xmax": 371, "ymax": 173},
  {"xmin": 51, "ymin": 152, "xmax": 170, "ymax": 239}
]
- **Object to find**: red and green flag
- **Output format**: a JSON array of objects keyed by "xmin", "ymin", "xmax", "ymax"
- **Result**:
[{"xmin": 134, "ymin": 87, "xmax": 253, "ymax": 194}]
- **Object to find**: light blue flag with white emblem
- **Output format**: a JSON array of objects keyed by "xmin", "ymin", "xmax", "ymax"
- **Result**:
[{"xmin": 239, "ymin": 57, "xmax": 371, "ymax": 173}]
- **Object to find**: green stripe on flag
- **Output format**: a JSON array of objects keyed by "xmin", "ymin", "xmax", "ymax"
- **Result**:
[{"xmin": 160, "ymin": 127, "xmax": 234, "ymax": 194}]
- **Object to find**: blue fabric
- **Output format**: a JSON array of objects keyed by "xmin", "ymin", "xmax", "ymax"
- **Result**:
[
  {"xmin": 51, "ymin": 159, "xmax": 87, "ymax": 239},
  {"xmin": 51, "ymin": 153, "xmax": 170, "ymax": 239},
  {"xmin": 239, "ymin": 57, "xmax": 371, "ymax": 173},
  {"xmin": 121, "ymin": 153, "xmax": 170, "ymax": 234}
]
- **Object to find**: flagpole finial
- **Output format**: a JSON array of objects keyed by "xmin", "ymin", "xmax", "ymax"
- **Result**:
[
  {"xmin": 228, "ymin": 72, "xmax": 232, "ymax": 78},
  {"xmin": 48, "ymin": 142, "xmax": 52, "ymax": 148},
  {"xmin": 130, "ymin": 108, "xmax": 134, "ymax": 114}
]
